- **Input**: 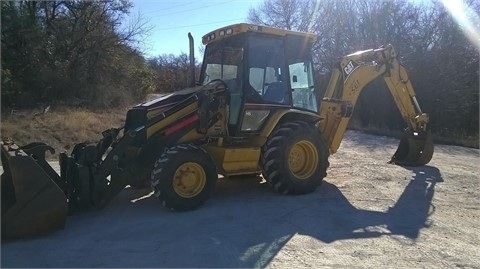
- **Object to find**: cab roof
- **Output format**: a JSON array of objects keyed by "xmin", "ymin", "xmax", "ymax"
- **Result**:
[{"xmin": 201, "ymin": 23, "xmax": 317, "ymax": 45}]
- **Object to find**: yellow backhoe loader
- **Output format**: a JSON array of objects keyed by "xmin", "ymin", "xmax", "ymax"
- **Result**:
[{"xmin": 1, "ymin": 23, "xmax": 433, "ymax": 239}]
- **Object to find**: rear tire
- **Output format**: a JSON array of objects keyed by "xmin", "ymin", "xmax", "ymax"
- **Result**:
[
  {"xmin": 261, "ymin": 121, "xmax": 329, "ymax": 194},
  {"xmin": 151, "ymin": 144, "xmax": 217, "ymax": 211}
]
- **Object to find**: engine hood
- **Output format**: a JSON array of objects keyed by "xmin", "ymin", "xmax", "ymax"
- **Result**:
[{"xmin": 124, "ymin": 82, "xmax": 225, "ymax": 134}]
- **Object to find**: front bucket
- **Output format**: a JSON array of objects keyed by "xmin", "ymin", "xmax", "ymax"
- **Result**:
[
  {"xmin": 390, "ymin": 129, "xmax": 434, "ymax": 166},
  {"xmin": 1, "ymin": 141, "xmax": 67, "ymax": 239}
]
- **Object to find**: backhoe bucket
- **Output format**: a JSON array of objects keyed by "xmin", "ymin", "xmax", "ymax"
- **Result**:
[
  {"xmin": 1, "ymin": 141, "xmax": 67, "ymax": 239},
  {"xmin": 390, "ymin": 129, "xmax": 434, "ymax": 166}
]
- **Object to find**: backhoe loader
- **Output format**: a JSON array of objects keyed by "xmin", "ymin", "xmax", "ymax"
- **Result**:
[{"xmin": 1, "ymin": 23, "xmax": 433, "ymax": 239}]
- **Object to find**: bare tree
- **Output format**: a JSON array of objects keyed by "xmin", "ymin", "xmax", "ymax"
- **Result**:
[
  {"xmin": 247, "ymin": 0, "xmax": 479, "ymax": 140},
  {"xmin": 1, "ymin": 0, "xmax": 154, "ymax": 108},
  {"xmin": 148, "ymin": 53, "xmax": 192, "ymax": 93},
  {"xmin": 248, "ymin": 0, "xmax": 317, "ymax": 31}
]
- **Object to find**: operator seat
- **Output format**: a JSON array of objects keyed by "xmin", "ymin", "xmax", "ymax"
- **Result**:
[{"xmin": 263, "ymin": 81, "xmax": 287, "ymax": 103}]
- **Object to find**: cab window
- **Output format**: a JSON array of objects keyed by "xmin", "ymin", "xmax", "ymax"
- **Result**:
[{"xmin": 247, "ymin": 36, "xmax": 288, "ymax": 104}]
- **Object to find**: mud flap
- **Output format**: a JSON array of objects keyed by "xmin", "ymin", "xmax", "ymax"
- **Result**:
[
  {"xmin": 1, "ymin": 142, "xmax": 67, "ymax": 239},
  {"xmin": 390, "ymin": 129, "xmax": 434, "ymax": 166}
]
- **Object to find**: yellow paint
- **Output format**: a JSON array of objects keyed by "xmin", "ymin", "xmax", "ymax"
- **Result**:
[
  {"xmin": 173, "ymin": 162, "xmax": 206, "ymax": 198},
  {"xmin": 318, "ymin": 45, "xmax": 429, "ymax": 154},
  {"xmin": 146, "ymin": 103, "xmax": 198, "ymax": 139},
  {"xmin": 260, "ymin": 109, "xmax": 320, "ymax": 138},
  {"xmin": 204, "ymin": 145, "xmax": 261, "ymax": 175},
  {"xmin": 202, "ymin": 23, "xmax": 317, "ymax": 45},
  {"xmin": 288, "ymin": 140, "xmax": 318, "ymax": 179}
]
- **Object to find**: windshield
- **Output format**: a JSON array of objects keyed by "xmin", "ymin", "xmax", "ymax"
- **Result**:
[{"xmin": 201, "ymin": 38, "xmax": 244, "ymax": 84}]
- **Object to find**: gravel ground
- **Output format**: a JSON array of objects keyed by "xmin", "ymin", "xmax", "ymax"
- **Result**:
[{"xmin": 1, "ymin": 130, "xmax": 479, "ymax": 268}]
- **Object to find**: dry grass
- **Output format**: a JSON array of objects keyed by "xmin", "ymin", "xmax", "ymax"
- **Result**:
[
  {"xmin": 1, "ymin": 106, "xmax": 129, "ymax": 159},
  {"xmin": 2, "ymin": 106, "xmax": 477, "ymax": 163}
]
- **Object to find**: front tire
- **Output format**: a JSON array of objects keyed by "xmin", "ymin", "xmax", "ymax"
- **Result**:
[
  {"xmin": 151, "ymin": 144, "xmax": 217, "ymax": 211},
  {"xmin": 261, "ymin": 121, "xmax": 329, "ymax": 194}
]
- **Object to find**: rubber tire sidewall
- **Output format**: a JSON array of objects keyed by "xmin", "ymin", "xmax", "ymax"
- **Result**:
[
  {"xmin": 262, "ymin": 121, "xmax": 329, "ymax": 194},
  {"xmin": 151, "ymin": 144, "xmax": 217, "ymax": 211}
]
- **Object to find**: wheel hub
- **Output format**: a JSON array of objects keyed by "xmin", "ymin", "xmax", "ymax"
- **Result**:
[
  {"xmin": 288, "ymin": 140, "xmax": 318, "ymax": 179},
  {"xmin": 173, "ymin": 162, "xmax": 206, "ymax": 198}
]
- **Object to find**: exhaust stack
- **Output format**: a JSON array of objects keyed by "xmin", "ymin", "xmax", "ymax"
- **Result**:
[{"xmin": 188, "ymin": 32, "xmax": 196, "ymax": 87}]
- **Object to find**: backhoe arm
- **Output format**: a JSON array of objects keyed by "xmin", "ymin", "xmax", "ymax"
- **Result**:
[{"xmin": 318, "ymin": 44, "xmax": 433, "ymax": 166}]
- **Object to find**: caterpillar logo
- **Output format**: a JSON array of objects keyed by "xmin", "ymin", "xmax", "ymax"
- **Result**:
[{"xmin": 343, "ymin": 60, "xmax": 359, "ymax": 78}]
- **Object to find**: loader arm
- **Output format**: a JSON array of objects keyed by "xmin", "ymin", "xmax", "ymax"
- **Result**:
[{"xmin": 318, "ymin": 44, "xmax": 433, "ymax": 166}]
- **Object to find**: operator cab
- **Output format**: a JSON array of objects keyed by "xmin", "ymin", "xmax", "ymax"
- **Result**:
[{"xmin": 200, "ymin": 24, "xmax": 319, "ymax": 136}]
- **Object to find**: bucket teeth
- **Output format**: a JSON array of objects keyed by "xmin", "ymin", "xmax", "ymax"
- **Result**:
[{"xmin": 390, "ymin": 130, "xmax": 434, "ymax": 166}]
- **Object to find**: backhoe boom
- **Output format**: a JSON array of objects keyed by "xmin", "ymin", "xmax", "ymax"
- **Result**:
[{"xmin": 318, "ymin": 44, "xmax": 433, "ymax": 165}]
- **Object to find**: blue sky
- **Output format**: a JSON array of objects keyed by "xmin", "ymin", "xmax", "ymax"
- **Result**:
[{"xmin": 128, "ymin": 0, "xmax": 262, "ymax": 58}]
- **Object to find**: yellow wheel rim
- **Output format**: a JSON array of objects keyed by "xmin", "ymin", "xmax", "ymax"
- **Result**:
[
  {"xmin": 173, "ymin": 162, "xmax": 206, "ymax": 198},
  {"xmin": 288, "ymin": 140, "xmax": 318, "ymax": 179}
]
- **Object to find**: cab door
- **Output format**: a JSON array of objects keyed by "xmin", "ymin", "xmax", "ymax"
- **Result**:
[{"xmin": 237, "ymin": 34, "xmax": 290, "ymax": 134}]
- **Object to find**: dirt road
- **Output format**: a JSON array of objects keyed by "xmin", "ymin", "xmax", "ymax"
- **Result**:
[{"xmin": 1, "ymin": 130, "xmax": 479, "ymax": 268}]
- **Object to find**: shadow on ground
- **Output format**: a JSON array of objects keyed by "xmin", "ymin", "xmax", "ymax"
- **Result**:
[{"xmin": 1, "ymin": 166, "xmax": 442, "ymax": 268}]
